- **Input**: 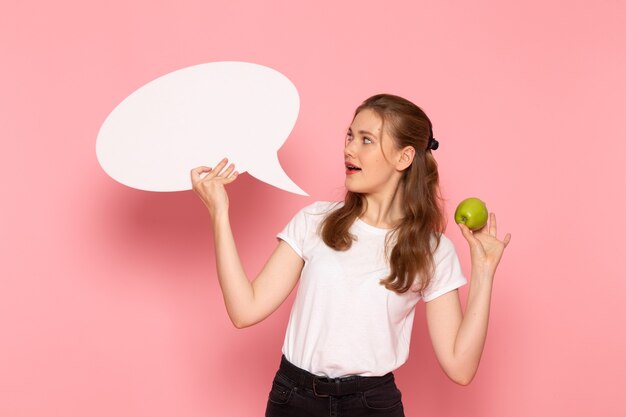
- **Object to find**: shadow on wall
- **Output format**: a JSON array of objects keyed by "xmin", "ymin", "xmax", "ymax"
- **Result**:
[
  {"xmin": 96, "ymin": 172, "xmax": 307, "ymax": 283},
  {"xmin": 92, "ymin": 171, "xmax": 309, "ymax": 409}
]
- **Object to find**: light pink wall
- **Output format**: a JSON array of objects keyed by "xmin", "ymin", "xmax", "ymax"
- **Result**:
[{"xmin": 2, "ymin": 1, "xmax": 625, "ymax": 416}]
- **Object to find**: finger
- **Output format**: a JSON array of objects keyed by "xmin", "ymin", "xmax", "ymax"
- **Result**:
[
  {"xmin": 473, "ymin": 224, "xmax": 488, "ymax": 234},
  {"xmin": 190, "ymin": 166, "xmax": 213, "ymax": 182},
  {"xmin": 502, "ymin": 233, "xmax": 512, "ymax": 247},
  {"xmin": 226, "ymin": 168, "xmax": 238, "ymax": 179},
  {"xmin": 460, "ymin": 223, "xmax": 486, "ymax": 251},
  {"xmin": 489, "ymin": 213, "xmax": 497, "ymax": 237},
  {"xmin": 467, "ymin": 228, "xmax": 482, "ymax": 247},
  {"xmin": 459, "ymin": 223, "xmax": 475, "ymax": 243},
  {"xmin": 222, "ymin": 171, "xmax": 239, "ymax": 184},
  {"xmin": 207, "ymin": 158, "xmax": 229, "ymax": 178},
  {"xmin": 191, "ymin": 166, "xmax": 212, "ymax": 175},
  {"xmin": 218, "ymin": 163, "xmax": 236, "ymax": 178}
]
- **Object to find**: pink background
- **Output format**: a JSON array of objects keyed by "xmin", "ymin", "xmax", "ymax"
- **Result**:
[{"xmin": 2, "ymin": 1, "xmax": 625, "ymax": 416}]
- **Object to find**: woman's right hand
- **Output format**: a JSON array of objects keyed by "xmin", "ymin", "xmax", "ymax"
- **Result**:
[
  {"xmin": 190, "ymin": 158, "xmax": 239, "ymax": 218},
  {"xmin": 191, "ymin": 159, "xmax": 302, "ymax": 329}
]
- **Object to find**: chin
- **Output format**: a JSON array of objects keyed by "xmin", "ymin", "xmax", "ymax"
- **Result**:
[
  {"xmin": 344, "ymin": 181, "xmax": 367, "ymax": 194},
  {"xmin": 344, "ymin": 180, "xmax": 358, "ymax": 192}
]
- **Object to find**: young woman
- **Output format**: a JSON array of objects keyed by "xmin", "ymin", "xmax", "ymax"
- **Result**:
[{"xmin": 191, "ymin": 94, "xmax": 511, "ymax": 417}]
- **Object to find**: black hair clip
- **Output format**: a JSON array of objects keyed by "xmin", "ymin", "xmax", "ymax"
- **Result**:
[
  {"xmin": 427, "ymin": 126, "xmax": 439, "ymax": 151},
  {"xmin": 427, "ymin": 136, "xmax": 439, "ymax": 151}
]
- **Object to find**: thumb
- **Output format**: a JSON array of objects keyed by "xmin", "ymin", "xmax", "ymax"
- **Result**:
[
  {"xmin": 458, "ymin": 223, "xmax": 472, "ymax": 239},
  {"xmin": 459, "ymin": 223, "xmax": 480, "ymax": 248}
]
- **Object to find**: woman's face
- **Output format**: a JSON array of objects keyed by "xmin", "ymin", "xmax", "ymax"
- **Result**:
[{"xmin": 344, "ymin": 109, "xmax": 403, "ymax": 195}]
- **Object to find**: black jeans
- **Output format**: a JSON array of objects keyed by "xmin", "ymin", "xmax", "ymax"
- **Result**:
[{"xmin": 265, "ymin": 356, "xmax": 405, "ymax": 417}]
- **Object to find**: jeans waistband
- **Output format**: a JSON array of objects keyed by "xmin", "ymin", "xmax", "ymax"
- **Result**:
[{"xmin": 278, "ymin": 355, "xmax": 394, "ymax": 397}]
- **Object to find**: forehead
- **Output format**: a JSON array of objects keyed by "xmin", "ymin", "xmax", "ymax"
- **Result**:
[{"xmin": 351, "ymin": 108, "xmax": 384, "ymax": 136}]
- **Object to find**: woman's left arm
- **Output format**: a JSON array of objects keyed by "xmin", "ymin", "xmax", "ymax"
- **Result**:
[{"xmin": 425, "ymin": 213, "xmax": 511, "ymax": 385}]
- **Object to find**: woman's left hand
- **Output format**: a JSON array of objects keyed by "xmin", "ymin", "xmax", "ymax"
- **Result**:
[{"xmin": 458, "ymin": 213, "xmax": 511, "ymax": 276}]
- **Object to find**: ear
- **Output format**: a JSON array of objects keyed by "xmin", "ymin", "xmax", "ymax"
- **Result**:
[{"xmin": 396, "ymin": 146, "xmax": 415, "ymax": 171}]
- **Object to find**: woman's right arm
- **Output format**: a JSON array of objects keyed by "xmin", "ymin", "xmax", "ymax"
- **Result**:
[{"xmin": 191, "ymin": 159, "xmax": 304, "ymax": 329}]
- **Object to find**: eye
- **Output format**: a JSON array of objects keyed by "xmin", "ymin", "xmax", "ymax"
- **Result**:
[
  {"xmin": 346, "ymin": 132, "xmax": 353, "ymax": 142},
  {"xmin": 363, "ymin": 137, "xmax": 372, "ymax": 144}
]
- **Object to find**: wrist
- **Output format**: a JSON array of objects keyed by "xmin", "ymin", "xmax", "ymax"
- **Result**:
[
  {"xmin": 211, "ymin": 208, "xmax": 230, "ymax": 226},
  {"xmin": 470, "ymin": 267, "xmax": 495, "ymax": 285}
]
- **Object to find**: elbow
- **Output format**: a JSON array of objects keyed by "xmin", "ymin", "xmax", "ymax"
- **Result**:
[
  {"xmin": 230, "ymin": 314, "xmax": 261, "ymax": 329},
  {"xmin": 451, "ymin": 373, "xmax": 475, "ymax": 386},
  {"xmin": 228, "ymin": 306, "xmax": 266, "ymax": 329},
  {"xmin": 226, "ymin": 307, "xmax": 254, "ymax": 329},
  {"xmin": 447, "ymin": 367, "xmax": 477, "ymax": 386},
  {"xmin": 231, "ymin": 317, "xmax": 251, "ymax": 329}
]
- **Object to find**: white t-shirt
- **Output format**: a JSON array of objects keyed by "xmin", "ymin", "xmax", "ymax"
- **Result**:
[{"xmin": 277, "ymin": 201, "xmax": 467, "ymax": 378}]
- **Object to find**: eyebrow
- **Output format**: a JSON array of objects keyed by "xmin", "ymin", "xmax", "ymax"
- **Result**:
[{"xmin": 347, "ymin": 127, "xmax": 379, "ymax": 138}]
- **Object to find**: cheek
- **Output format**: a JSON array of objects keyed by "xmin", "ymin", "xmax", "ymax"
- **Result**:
[
  {"xmin": 368, "ymin": 152, "xmax": 389, "ymax": 169},
  {"xmin": 361, "ymin": 147, "xmax": 382, "ymax": 161}
]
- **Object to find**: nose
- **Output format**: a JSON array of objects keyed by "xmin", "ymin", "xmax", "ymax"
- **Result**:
[{"xmin": 344, "ymin": 138, "xmax": 356, "ymax": 159}]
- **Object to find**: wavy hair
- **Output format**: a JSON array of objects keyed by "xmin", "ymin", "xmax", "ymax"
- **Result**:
[{"xmin": 320, "ymin": 94, "xmax": 445, "ymax": 294}]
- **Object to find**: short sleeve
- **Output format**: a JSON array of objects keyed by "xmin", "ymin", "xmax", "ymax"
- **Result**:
[
  {"xmin": 422, "ymin": 235, "xmax": 467, "ymax": 302},
  {"xmin": 276, "ymin": 207, "xmax": 308, "ymax": 258},
  {"xmin": 277, "ymin": 201, "xmax": 338, "ymax": 260}
]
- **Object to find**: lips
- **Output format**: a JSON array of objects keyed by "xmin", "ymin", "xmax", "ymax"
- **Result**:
[{"xmin": 345, "ymin": 162, "xmax": 361, "ymax": 175}]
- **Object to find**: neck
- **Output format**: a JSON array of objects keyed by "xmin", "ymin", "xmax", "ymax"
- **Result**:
[{"xmin": 360, "ymin": 184, "xmax": 405, "ymax": 229}]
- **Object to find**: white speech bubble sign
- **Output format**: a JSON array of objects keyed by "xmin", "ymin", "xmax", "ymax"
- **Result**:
[{"xmin": 96, "ymin": 61, "xmax": 306, "ymax": 195}]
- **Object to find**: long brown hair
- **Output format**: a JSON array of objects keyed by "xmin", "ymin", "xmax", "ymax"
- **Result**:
[{"xmin": 320, "ymin": 94, "xmax": 445, "ymax": 294}]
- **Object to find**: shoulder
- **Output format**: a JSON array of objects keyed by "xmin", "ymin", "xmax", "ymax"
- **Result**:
[
  {"xmin": 420, "ymin": 233, "xmax": 467, "ymax": 300},
  {"xmin": 432, "ymin": 233, "xmax": 461, "ymax": 262},
  {"xmin": 278, "ymin": 201, "xmax": 342, "ymax": 254},
  {"xmin": 292, "ymin": 201, "xmax": 343, "ymax": 221},
  {"xmin": 435, "ymin": 233, "xmax": 455, "ymax": 251},
  {"xmin": 282, "ymin": 201, "xmax": 342, "ymax": 229},
  {"xmin": 301, "ymin": 201, "xmax": 342, "ymax": 214}
]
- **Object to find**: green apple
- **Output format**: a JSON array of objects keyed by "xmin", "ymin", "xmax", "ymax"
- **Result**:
[{"xmin": 454, "ymin": 197, "xmax": 488, "ymax": 230}]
